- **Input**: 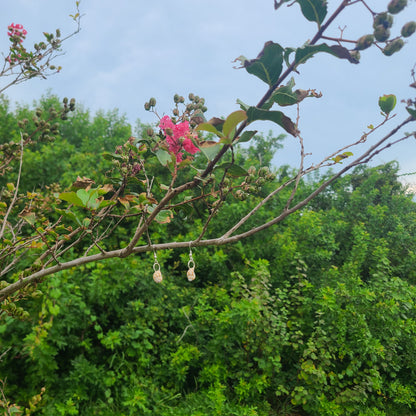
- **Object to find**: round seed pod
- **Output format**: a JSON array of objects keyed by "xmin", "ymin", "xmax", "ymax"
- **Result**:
[
  {"xmin": 382, "ymin": 38, "xmax": 404, "ymax": 56},
  {"xmin": 373, "ymin": 12, "xmax": 394, "ymax": 29},
  {"xmin": 355, "ymin": 34, "xmax": 374, "ymax": 51},
  {"xmin": 374, "ymin": 25, "xmax": 390, "ymax": 42},
  {"xmin": 387, "ymin": 0, "xmax": 407, "ymax": 14},
  {"xmin": 401, "ymin": 21, "xmax": 416, "ymax": 38}
]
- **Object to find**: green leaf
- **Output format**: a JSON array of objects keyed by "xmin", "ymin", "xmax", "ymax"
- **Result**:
[
  {"xmin": 222, "ymin": 110, "xmax": 247, "ymax": 138},
  {"xmin": 406, "ymin": 107, "xmax": 416, "ymax": 119},
  {"xmin": 378, "ymin": 94, "xmax": 397, "ymax": 115},
  {"xmin": 236, "ymin": 99, "xmax": 250, "ymax": 111},
  {"xmin": 21, "ymin": 212, "xmax": 36, "ymax": 226},
  {"xmin": 331, "ymin": 151, "xmax": 353, "ymax": 163},
  {"xmin": 55, "ymin": 208, "xmax": 82, "ymax": 226},
  {"xmin": 246, "ymin": 107, "xmax": 298, "ymax": 136},
  {"xmin": 76, "ymin": 189, "xmax": 90, "ymax": 206},
  {"xmin": 155, "ymin": 149, "xmax": 172, "ymax": 166},
  {"xmin": 57, "ymin": 191, "xmax": 84, "ymax": 207},
  {"xmin": 85, "ymin": 191, "xmax": 100, "ymax": 209},
  {"xmin": 237, "ymin": 42, "xmax": 284, "ymax": 86},
  {"xmin": 200, "ymin": 143, "xmax": 222, "ymax": 161},
  {"xmin": 102, "ymin": 151, "xmax": 123, "ymax": 161},
  {"xmin": 238, "ymin": 130, "xmax": 257, "ymax": 143},
  {"xmin": 284, "ymin": 47, "xmax": 296, "ymax": 68},
  {"xmin": 196, "ymin": 122, "xmax": 222, "ymax": 136},
  {"xmin": 155, "ymin": 210, "xmax": 173, "ymax": 224},
  {"xmin": 215, "ymin": 163, "xmax": 248, "ymax": 177},
  {"xmin": 296, "ymin": 0, "xmax": 327, "ymax": 25},
  {"xmin": 295, "ymin": 44, "xmax": 358, "ymax": 67},
  {"xmin": 98, "ymin": 200, "xmax": 116, "ymax": 209},
  {"xmin": 148, "ymin": 205, "xmax": 173, "ymax": 224},
  {"xmin": 264, "ymin": 78, "xmax": 309, "ymax": 108}
]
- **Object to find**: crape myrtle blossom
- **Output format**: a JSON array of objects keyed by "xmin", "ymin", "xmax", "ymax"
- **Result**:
[
  {"xmin": 7, "ymin": 23, "xmax": 27, "ymax": 64},
  {"xmin": 8, "ymin": 23, "xmax": 27, "ymax": 42},
  {"xmin": 159, "ymin": 115, "xmax": 200, "ymax": 162}
]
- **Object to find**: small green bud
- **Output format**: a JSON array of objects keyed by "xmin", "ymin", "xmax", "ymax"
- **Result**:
[
  {"xmin": 144, "ymin": 102, "xmax": 151, "ymax": 111},
  {"xmin": 35, "ymin": 108, "xmax": 42, "ymax": 117},
  {"xmin": 149, "ymin": 97, "xmax": 156, "ymax": 107},
  {"xmin": 63, "ymin": 97, "xmax": 68, "ymax": 105},
  {"xmin": 173, "ymin": 94, "xmax": 180, "ymax": 103},
  {"xmin": 374, "ymin": 25, "xmax": 390, "ymax": 42},
  {"xmin": 188, "ymin": 93, "xmax": 195, "ymax": 101},
  {"xmin": 355, "ymin": 34, "xmax": 375, "ymax": 51},
  {"xmin": 235, "ymin": 190, "xmax": 247, "ymax": 201},
  {"xmin": 146, "ymin": 127, "xmax": 154, "ymax": 136},
  {"xmin": 173, "ymin": 108, "xmax": 179, "ymax": 116},
  {"xmin": 201, "ymin": 106, "xmax": 208, "ymax": 113},
  {"xmin": 383, "ymin": 38, "xmax": 404, "ymax": 56},
  {"xmin": 56, "ymin": 28, "xmax": 61, "ymax": 37},
  {"xmin": 401, "ymin": 21, "xmax": 416, "ymax": 38},
  {"xmin": 179, "ymin": 96, "xmax": 185, "ymax": 104},
  {"xmin": 247, "ymin": 166, "xmax": 256, "ymax": 175},
  {"xmin": 373, "ymin": 12, "xmax": 394, "ymax": 29},
  {"xmin": 387, "ymin": 0, "xmax": 407, "ymax": 14},
  {"xmin": 258, "ymin": 167, "xmax": 270, "ymax": 177}
]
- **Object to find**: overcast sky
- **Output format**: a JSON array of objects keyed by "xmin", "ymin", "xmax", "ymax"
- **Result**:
[{"xmin": 1, "ymin": 1, "xmax": 416, "ymax": 180}]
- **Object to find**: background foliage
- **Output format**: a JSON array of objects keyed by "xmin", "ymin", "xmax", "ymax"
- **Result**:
[{"xmin": 1, "ymin": 97, "xmax": 416, "ymax": 415}]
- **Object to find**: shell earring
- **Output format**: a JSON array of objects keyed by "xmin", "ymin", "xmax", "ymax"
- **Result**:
[
  {"xmin": 153, "ymin": 251, "xmax": 163, "ymax": 283},
  {"xmin": 187, "ymin": 246, "xmax": 196, "ymax": 281}
]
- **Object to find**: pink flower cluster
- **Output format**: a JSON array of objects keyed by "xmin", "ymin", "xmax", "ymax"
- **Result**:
[
  {"xmin": 159, "ymin": 115, "xmax": 200, "ymax": 162},
  {"xmin": 8, "ymin": 23, "xmax": 27, "ymax": 42}
]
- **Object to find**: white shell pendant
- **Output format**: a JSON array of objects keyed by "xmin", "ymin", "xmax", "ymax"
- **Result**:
[
  {"xmin": 187, "ymin": 267, "xmax": 196, "ymax": 281},
  {"xmin": 153, "ymin": 269, "xmax": 163, "ymax": 283}
]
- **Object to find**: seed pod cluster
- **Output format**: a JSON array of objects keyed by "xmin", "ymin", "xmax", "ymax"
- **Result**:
[{"xmin": 235, "ymin": 166, "xmax": 276, "ymax": 200}]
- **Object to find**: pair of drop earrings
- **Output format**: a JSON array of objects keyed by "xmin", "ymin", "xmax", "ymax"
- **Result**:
[{"xmin": 152, "ymin": 247, "xmax": 196, "ymax": 283}]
